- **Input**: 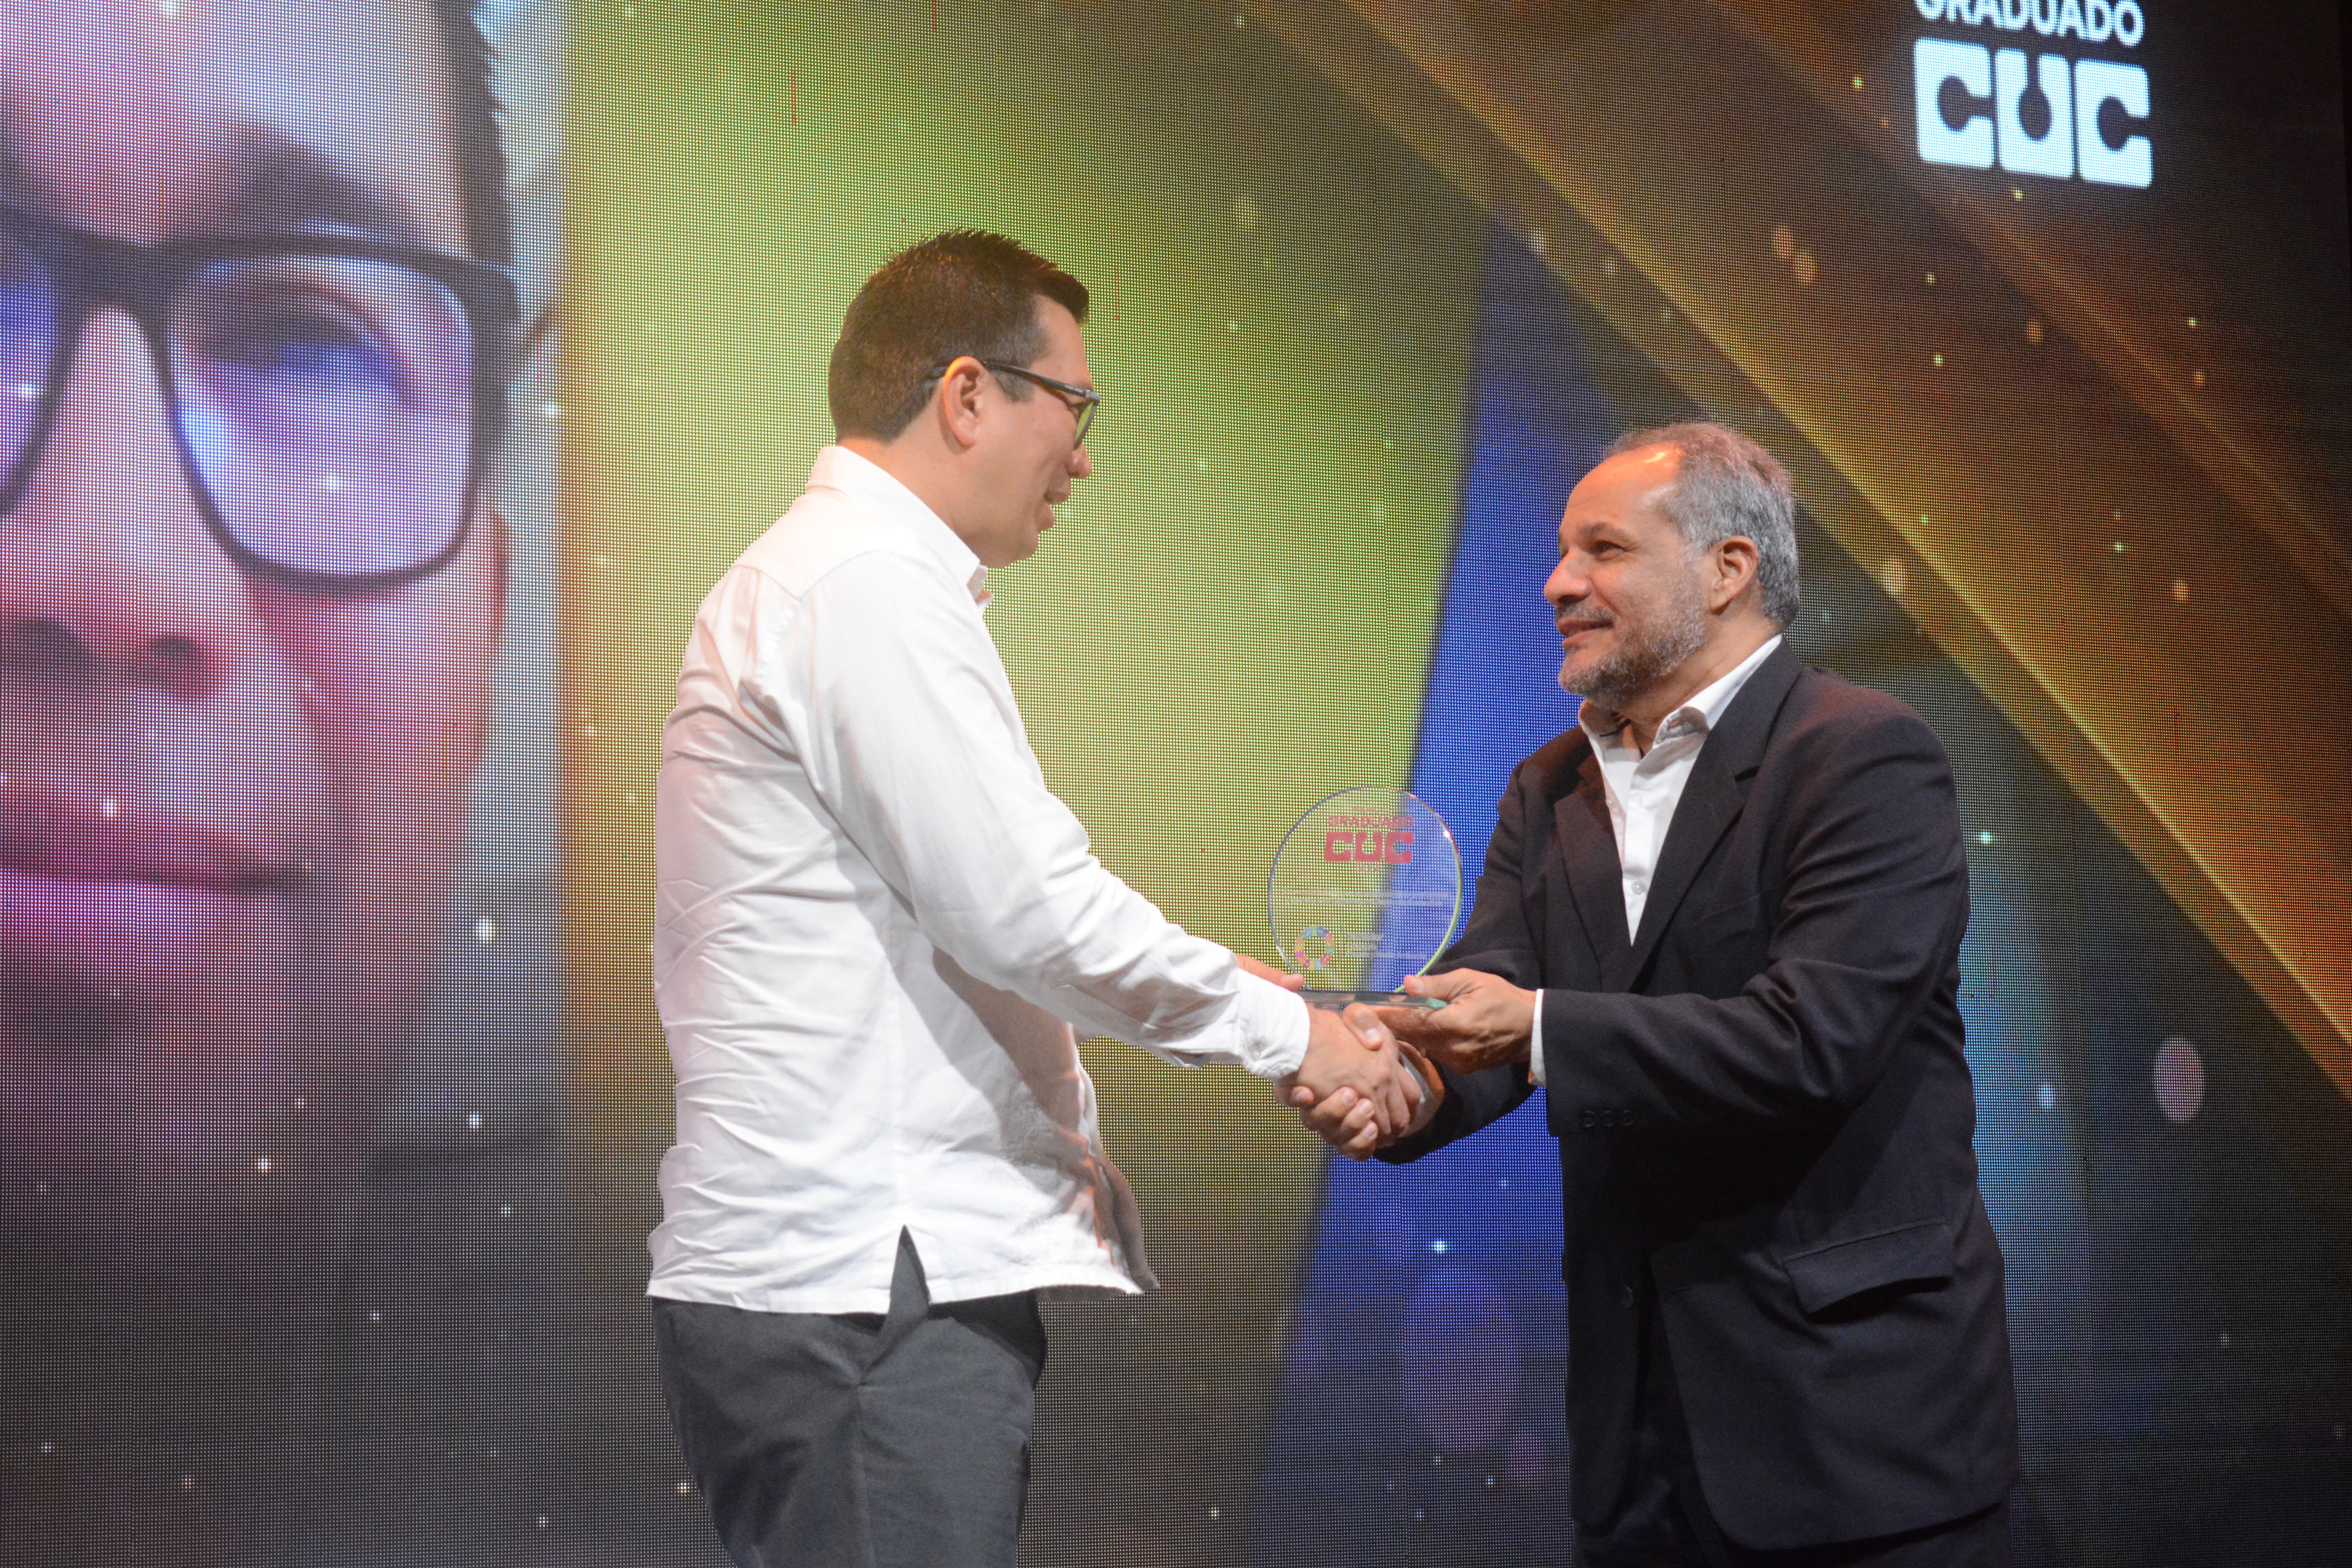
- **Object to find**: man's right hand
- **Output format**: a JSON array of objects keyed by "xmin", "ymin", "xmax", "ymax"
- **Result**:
[
  {"xmin": 1285, "ymin": 1004, "xmax": 1421, "ymax": 1136},
  {"xmin": 1276, "ymin": 1002, "xmax": 1431, "ymax": 1158}
]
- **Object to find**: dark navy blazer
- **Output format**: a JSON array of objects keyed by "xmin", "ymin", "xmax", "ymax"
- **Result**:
[{"xmin": 1383, "ymin": 642, "xmax": 2017, "ymax": 1550}]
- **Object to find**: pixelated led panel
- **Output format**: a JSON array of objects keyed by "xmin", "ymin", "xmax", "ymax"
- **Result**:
[{"xmin": 1246, "ymin": 0, "xmax": 2352, "ymax": 1102}]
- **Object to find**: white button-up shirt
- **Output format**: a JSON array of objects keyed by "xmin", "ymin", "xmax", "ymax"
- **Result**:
[
  {"xmin": 649, "ymin": 446, "xmax": 1310, "ymax": 1314},
  {"xmin": 1530, "ymin": 634, "xmax": 1782, "ymax": 1086}
]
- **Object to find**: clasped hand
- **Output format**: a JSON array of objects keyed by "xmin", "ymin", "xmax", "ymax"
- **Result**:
[
  {"xmin": 1283, "ymin": 968, "xmax": 1537, "ymax": 1159},
  {"xmin": 1276, "ymin": 1002, "xmax": 1435, "ymax": 1160},
  {"xmin": 1235, "ymin": 955, "xmax": 1483, "ymax": 1161}
]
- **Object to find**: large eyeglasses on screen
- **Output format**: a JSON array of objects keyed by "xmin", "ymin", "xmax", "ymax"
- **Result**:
[{"xmin": 0, "ymin": 205, "xmax": 519, "ymax": 594}]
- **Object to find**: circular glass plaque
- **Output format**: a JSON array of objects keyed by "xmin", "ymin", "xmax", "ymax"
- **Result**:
[{"xmin": 1268, "ymin": 787, "xmax": 1462, "ymax": 1007}]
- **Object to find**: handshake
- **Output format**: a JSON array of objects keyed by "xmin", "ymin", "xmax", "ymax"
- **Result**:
[{"xmin": 1241, "ymin": 958, "xmax": 1540, "ymax": 1162}]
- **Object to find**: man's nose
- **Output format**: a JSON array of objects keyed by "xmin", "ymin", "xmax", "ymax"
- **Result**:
[
  {"xmin": 1544, "ymin": 558, "xmax": 1588, "ymax": 607},
  {"xmin": 1069, "ymin": 439, "xmax": 1093, "ymax": 481},
  {"xmin": 0, "ymin": 312, "xmax": 252, "ymax": 702}
]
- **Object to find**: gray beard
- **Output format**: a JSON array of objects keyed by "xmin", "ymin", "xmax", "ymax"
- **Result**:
[{"xmin": 1560, "ymin": 586, "xmax": 1711, "ymax": 716}]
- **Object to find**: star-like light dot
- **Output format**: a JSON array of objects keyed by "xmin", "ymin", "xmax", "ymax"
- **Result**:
[{"xmin": 2154, "ymin": 1037, "xmax": 2205, "ymax": 1123}]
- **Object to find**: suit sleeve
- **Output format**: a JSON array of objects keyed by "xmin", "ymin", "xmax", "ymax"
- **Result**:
[
  {"xmin": 1541, "ymin": 706, "xmax": 1967, "ymax": 1136},
  {"xmin": 1379, "ymin": 760, "xmax": 1542, "ymax": 1163}
]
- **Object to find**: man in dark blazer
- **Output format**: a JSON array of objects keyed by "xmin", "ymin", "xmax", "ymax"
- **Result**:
[{"xmin": 1295, "ymin": 423, "xmax": 2016, "ymax": 1566}]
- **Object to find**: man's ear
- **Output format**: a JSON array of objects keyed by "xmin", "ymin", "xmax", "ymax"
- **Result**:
[
  {"xmin": 1707, "ymin": 535, "xmax": 1761, "ymax": 613},
  {"xmin": 935, "ymin": 356, "xmax": 991, "ymax": 452}
]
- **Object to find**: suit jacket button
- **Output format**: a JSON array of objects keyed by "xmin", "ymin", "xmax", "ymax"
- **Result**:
[
  {"xmin": 1581, "ymin": 1109, "xmax": 1597, "ymax": 1130},
  {"xmin": 1622, "ymin": 1285, "xmax": 1636, "ymax": 1308}
]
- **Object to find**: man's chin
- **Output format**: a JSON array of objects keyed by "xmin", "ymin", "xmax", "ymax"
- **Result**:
[{"xmin": 0, "ymin": 985, "xmax": 397, "ymax": 1247}]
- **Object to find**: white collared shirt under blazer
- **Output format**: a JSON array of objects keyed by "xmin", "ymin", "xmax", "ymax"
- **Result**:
[
  {"xmin": 1531, "ymin": 634, "xmax": 1783, "ymax": 1086},
  {"xmin": 649, "ymin": 446, "xmax": 1310, "ymax": 1316}
]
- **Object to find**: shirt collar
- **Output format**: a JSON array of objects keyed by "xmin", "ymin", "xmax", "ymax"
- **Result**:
[
  {"xmin": 1580, "ymin": 633, "xmax": 1784, "ymax": 751},
  {"xmin": 806, "ymin": 445, "xmax": 993, "ymax": 605}
]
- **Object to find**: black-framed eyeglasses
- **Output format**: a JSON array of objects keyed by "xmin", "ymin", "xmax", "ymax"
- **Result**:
[
  {"xmin": 931, "ymin": 356, "xmax": 1100, "ymax": 447},
  {"xmin": 0, "ymin": 203, "xmax": 520, "ymax": 594}
]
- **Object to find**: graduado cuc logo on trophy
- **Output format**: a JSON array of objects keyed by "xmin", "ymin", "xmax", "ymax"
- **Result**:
[
  {"xmin": 1268, "ymin": 788, "xmax": 1461, "ymax": 1009},
  {"xmin": 1910, "ymin": 0, "xmax": 2155, "ymax": 189}
]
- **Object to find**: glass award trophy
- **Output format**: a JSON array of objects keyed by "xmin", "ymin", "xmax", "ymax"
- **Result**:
[{"xmin": 1268, "ymin": 786, "xmax": 1462, "ymax": 1009}]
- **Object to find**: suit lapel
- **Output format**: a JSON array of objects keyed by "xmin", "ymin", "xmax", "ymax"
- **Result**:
[
  {"xmin": 1552, "ymin": 740, "xmax": 1633, "ymax": 988},
  {"xmin": 1623, "ymin": 644, "xmax": 1804, "ymax": 982}
]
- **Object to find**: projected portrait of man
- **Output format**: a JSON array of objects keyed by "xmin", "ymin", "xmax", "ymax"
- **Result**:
[{"xmin": 0, "ymin": 0, "xmax": 519, "ymax": 1558}]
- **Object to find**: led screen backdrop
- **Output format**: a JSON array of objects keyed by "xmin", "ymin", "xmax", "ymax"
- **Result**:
[
  {"xmin": 0, "ymin": 0, "xmax": 565, "ymax": 1561},
  {"xmin": 4, "ymin": 0, "xmax": 2349, "ymax": 1564}
]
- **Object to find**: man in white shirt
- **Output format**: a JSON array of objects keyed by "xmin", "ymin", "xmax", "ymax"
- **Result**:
[
  {"xmin": 648, "ymin": 230, "xmax": 1422, "ymax": 1568},
  {"xmin": 1296, "ymin": 425, "xmax": 2016, "ymax": 1566}
]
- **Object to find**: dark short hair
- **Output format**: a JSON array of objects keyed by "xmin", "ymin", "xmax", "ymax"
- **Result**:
[
  {"xmin": 1607, "ymin": 421, "xmax": 1802, "ymax": 626},
  {"xmin": 828, "ymin": 230, "xmax": 1090, "ymax": 442},
  {"xmin": 427, "ymin": 0, "xmax": 517, "ymax": 463},
  {"xmin": 430, "ymin": 0, "xmax": 513, "ymax": 270}
]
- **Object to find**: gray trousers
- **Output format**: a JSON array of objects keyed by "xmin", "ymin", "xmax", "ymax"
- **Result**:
[{"xmin": 652, "ymin": 1232, "xmax": 1046, "ymax": 1568}]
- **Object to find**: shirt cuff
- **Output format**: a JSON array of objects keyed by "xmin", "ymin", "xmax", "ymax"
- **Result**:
[
  {"xmin": 1529, "ymin": 989, "xmax": 1546, "ymax": 1087},
  {"xmin": 1231, "ymin": 972, "xmax": 1312, "ymax": 1080}
]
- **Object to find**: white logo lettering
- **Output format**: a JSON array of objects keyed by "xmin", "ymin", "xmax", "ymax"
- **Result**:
[
  {"xmin": 2075, "ymin": 58, "xmax": 2152, "ymax": 186},
  {"xmin": 1995, "ymin": 49, "xmax": 2073, "ymax": 178},
  {"xmin": 1916, "ymin": 37, "xmax": 1995, "ymax": 169},
  {"xmin": 1917, "ymin": 0, "xmax": 2141, "ymax": 45},
  {"xmin": 1911, "ymin": 0, "xmax": 2152, "ymax": 189}
]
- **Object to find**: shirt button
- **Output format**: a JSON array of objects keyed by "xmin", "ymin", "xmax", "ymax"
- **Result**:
[{"xmin": 1629, "ymin": 880, "xmax": 1648, "ymax": 895}]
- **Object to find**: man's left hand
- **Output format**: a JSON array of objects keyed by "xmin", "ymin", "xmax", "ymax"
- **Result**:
[{"xmin": 1375, "ymin": 969, "xmax": 1537, "ymax": 1076}]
